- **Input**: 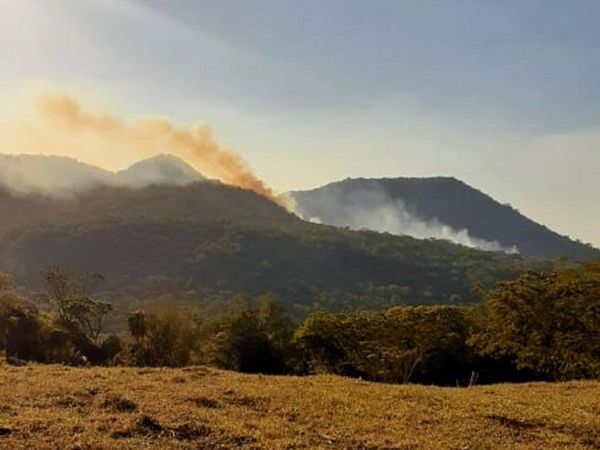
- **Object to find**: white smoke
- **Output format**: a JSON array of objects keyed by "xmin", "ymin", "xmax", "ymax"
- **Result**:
[
  {"xmin": 0, "ymin": 154, "xmax": 113, "ymax": 196},
  {"xmin": 296, "ymin": 188, "xmax": 519, "ymax": 254}
]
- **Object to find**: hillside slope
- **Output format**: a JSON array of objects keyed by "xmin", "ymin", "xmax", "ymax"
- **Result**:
[
  {"xmin": 0, "ymin": 363, "xmax": 598, "ymax": 449},
  {"xmin": 291, "ymin": 177, "xmax": 599, "ymax": 260},
  {"xmin": 0, "ymin": 182, "xmax": 535, "ymax": 312}
]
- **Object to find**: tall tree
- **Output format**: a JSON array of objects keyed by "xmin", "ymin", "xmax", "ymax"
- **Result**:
[{"xmin": 40, "ymin": 266, "xmax": 112, "ymax": 342}]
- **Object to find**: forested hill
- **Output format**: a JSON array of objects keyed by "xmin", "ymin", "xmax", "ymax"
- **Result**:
[
  {"xmin": 0, "ymin": 182, "xmax": 540, "ymax": 314},
  {"xmin": 291, "ymin": 177, "xmax": 599, "ymax": 260}
]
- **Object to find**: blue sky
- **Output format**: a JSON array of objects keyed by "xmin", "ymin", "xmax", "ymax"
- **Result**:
[{"xmin": 1, "ymin": 0, "xmax": 599, "ymax": 246}]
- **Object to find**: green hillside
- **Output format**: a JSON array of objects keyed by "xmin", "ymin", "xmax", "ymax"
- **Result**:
[{"xmin": 0, "ymin": 183, "xmax": 541, "ymax": 314}]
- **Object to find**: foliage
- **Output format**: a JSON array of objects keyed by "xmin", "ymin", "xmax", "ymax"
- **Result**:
[
  {"xmin": 3, "ymin": 260, "xmax": 600, "ymax": 385},
  {"xmin": 257, "ymin": 293, "xmax": 295, "ymax": 355},
  {"xmin": 40, "ymin": 266, "xmax": 112, "ymax": 342},
  {"xmin": 124, "ymin": 303, "xmax": 203, "ymax": 367},
  {"xmin": 202, "ymin": 293, "xmax": 292, "ymax": 374},
  {"xmin": 471, "ymin": 260, "xmax": 600, "ymax": 380},
  {"xmin": 0, "ymin": 273, "xmax": 40, "ymax": 357},
  {"xmin": 1, "ymin": 268, "xmax": 118, "ymax": 365},
  {"xmin": 294, "ymin": 306, "xmax": 472, "ymax": 383},
  {"xmin": 0, "ymin": 182, "xmax": 543, "ymax": 314}
]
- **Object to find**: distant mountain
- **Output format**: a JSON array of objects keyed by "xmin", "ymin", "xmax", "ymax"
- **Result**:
[
  {"xmin": 291, "ymin": 177, "xmax": 599, "ymax": 260},
  {"xmin": 0, "ymin": 154, "xmax": 205, "ymax": 194},
  {"xmin": 115, "ymin": 154, "xmax": 204, "ymax": 187},
  {"xmin": 0, "ymin": 182, "xmax": 538, "ymax": 315},
  {"xmin": 0, "ymin": 154, "xmax": 113, "ymax": 195}
]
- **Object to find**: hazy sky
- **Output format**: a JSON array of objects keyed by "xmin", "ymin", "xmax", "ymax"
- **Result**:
[{"xmin": 1, "ymin": 0, "xmax": 599, "ymax": 246}]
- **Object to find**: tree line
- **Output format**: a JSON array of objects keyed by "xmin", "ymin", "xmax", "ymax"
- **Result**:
[{"xmin": 1, "ymin": 261, "xmax": 599, "ymax": 385}]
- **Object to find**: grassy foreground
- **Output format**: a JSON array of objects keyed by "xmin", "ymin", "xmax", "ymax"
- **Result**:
[{"xmin": 0, "ymin": 363, "xmax": 599, "ymax": 449}]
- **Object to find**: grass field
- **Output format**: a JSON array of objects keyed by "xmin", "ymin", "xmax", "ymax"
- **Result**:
[{"xmin": 0, "ymin": 362, "xmax": 599, "ymax": 449}]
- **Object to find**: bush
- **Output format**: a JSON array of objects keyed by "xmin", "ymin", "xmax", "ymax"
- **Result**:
[
  {"xmin": 471, "ymin": 261, "xmax": 600, "ymax": 381},
  {"xmin": 3, "ymin": 260, "xmax": 600, "ymax": 385},
  {"xmin": 294, "ymin": 306, "xmax": 473, "ymax": 384},
  {"xmin": 203, "ymin": 295, "xmax": 277, "ymax": 373},
  {"xmin": 124, "ymin": 303, "xmax": 203, "ymax": 367}
]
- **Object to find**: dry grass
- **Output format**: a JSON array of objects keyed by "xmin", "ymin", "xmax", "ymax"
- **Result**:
[{"xmin": 0, "ymin": 362, "xmax": 599, "ymax": 449}]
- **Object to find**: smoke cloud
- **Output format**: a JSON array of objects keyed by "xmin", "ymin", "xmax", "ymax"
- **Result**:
[
  {"xmin": 296, "ymin": 188, "xmax": 519, "ymax": 254},
  {"xmin": 2, "ymin": 94, "xmax": 279, "ymax": 202}
]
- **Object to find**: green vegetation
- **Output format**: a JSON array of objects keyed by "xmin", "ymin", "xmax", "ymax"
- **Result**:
[
  {"xmin": 2, "ymin": 260, "xmax": 599, "ymax": 386},
  {"xmin": 122, "ymin": 303, "xmax": 202, "ymax": 367},
  {"xmin": 0, "ymin": 183, "xmax": 545, "ymax": 315},
  {"xmin": 471, "ymin": 260, "xmax": 600, "ymax": 380},
  {"xmin": 295, "ymin": 306, "xmax": 471, "ymax": 384},
  {"xmin": 0, "ymin": 269, "xmax": 121, "ymax": 365}
]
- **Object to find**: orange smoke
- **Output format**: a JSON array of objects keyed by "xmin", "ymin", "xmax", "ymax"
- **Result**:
[{"xmin": 34, "ymin": 95, "xmax": 277, "ymax": 201}]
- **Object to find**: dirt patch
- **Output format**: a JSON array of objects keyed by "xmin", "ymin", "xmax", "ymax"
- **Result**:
[
  {"xmin": 84, "ymin": 387, "xmax": 100, "ymax": 397},
  {"xmin": 171, "ymin": 423, "xmax": 212, "ymax": 440},
  {"xmin": 189, "ymin": 396, "xmax": 220, "ymax": 409},
  {"xmin": 113, "ymin": 415, "xmax": 212, "ymax": 441},
  {"xmin": 101, "ymin": 394, "xmax": 137, "ymax": 413},
  {"xmin": 53, "ymin": 395, "xmax": 88, "ymax": 408},
  {"xmin": 135, "ymin": 415, "xmax": 164, "ymax": 437},
  {"xmin": 223, "ymin": 390, "xmax": 269, "ymax": 411},
  {"xmin": 113, "ymin": 415, "xmax": 162, "ymax": 439},
  {"xmin": 485, "ymin": 414, "xmax": 542, "ymax": 431}
]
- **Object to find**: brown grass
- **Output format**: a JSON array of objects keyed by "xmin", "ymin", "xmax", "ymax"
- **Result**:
[{"xmin": 0, "ymin": 361, "xmax": 599, "ymax": 449}]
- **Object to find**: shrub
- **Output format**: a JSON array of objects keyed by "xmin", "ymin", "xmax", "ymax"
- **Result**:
[
  {"xmin": 471, "ymin": 261, "xmax": 600, "ymax": 381},
  {"xmin": 124, "ymin": 303, "xmax": 203, "ymax": 367}
]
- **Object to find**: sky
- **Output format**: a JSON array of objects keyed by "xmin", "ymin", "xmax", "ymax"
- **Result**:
[{"xmin": 0, "ymin": 0, "xmax": 599, "ymax": 246}]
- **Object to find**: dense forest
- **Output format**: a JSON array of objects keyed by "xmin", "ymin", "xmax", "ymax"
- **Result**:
[
  {"xmin": 2, "ymin": 260, "xmax": 599, "ymax": 385},
  {"xmin": 1, "ymin": 171, "xmax": 598, "ymax": 386},
  {"xmin": 0, "ymin": 183, "xmax": 544, "ymax": 315}
]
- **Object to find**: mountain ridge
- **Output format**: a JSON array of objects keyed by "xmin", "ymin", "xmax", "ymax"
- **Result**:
[
  {"xmin": 0, "ymin": 153, "xmax": 205, "ymax": 194},
  {"xmin": 291, "ymin": 176, "xmax": 599, "ymax": 260},
  {"xmin": 1, "ymin": 154, "xmax": 595, "ymax": 261}
]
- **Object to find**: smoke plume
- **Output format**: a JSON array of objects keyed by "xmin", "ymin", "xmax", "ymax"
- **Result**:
[
  {"xmin": 296, "ymin": 187, "xmax": 519, "ymax": 254},
  {"xmin": 3, "ymin": 94, "xmax": 278, "ymax": 202}
]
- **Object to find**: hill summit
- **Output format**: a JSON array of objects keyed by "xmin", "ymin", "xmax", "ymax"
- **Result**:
[{"xmin": 115, "ymin": 154, "xmax": 204, "ymax": 188}]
